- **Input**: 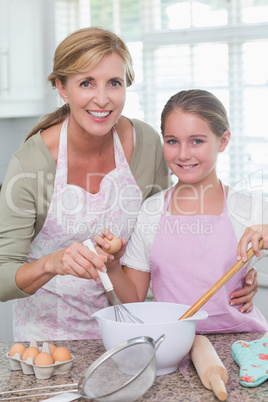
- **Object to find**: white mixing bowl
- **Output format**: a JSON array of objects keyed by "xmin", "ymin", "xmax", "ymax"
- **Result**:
[{"xmin": 92, "ymin": 302, "xmax": 208, "ymax": 375}]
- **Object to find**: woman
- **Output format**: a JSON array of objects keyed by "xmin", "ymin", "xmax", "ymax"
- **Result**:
[{"xmin": 0, "ymin": 29, "xmax": 257, "ymax": 340}]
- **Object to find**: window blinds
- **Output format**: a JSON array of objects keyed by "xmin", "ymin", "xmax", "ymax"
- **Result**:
[{"xmin": 55, "ymin": 0, "xmax": 268, "ymax": 198}]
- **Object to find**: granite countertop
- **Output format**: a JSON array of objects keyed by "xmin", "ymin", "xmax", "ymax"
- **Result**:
[{"xmin": 1, "ymin": 332, "xmax": 268, "ymax": 401}]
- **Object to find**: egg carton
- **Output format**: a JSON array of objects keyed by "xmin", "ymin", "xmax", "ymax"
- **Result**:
[{"xmin": 7, "ymin": 340, "xmax": 74, "ymax": 380}]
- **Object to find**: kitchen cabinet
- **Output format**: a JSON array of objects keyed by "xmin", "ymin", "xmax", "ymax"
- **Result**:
[{"xmin": 0, "ymin": 0, "xmax": 46, "ymax": 117}]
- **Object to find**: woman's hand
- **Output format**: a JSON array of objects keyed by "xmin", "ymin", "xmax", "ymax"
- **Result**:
[
  {"xmin": 49, "ymin": 241, "xmax": 107, "ymax": 281},
  {"xmin": 94, "ymin": 228, "xmax": 127, "ymax": 268},
  {"xmin": 16, "ymin": 241, "xmax": 108, "ymax": 296},
  {"xmin": 229, "ymin": 268, "xmax": 258, "ymax": 313},
  {"xmin": 237, "ymin": 224, "xmax": 268, "ymax": 262}
]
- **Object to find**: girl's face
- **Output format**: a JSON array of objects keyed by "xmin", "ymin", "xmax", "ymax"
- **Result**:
[
  {"xmin": 163, "ymin": 109, "xmax": 230, "ymax": 186},
  {"xmin": 57, "ymin": 52, "xmax": 127, "ymax": 137}
]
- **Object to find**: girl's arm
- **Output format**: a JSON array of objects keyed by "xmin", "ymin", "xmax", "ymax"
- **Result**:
[
  {"xmin": 94, "ymin": 228, "xmax": 151, "ymax": 303},
  {"xmin": 107, "ymin": 260, "xmax": 150, "ymax": 303},
  {"xmin": 94, "ymin": 234, "xmax": 150, "ymax": 303}
]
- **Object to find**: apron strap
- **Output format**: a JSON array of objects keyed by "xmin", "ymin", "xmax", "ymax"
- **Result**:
[
  {"xmin": 163, "ymin": 181, "xmax": 228, "ymax": 216},
  {"xmin": 220, "ymin": 180, "xmax": 228, "ymax": 215},
  {"xmin": 163, "ymin": 185, "xmax": 176, "ymax": 213}
]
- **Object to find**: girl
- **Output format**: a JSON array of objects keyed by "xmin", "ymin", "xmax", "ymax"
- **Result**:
[{"xmin": 101, "ymin": 89, "xmax": 268, "ymax": 333}]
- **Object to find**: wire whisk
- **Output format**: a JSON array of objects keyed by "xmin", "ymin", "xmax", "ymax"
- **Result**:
[{"xmin": 83, "ymin": 239, "xmax": 143, "ymax": 324}]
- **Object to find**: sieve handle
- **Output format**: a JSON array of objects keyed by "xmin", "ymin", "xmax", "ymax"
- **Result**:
[
  {"xmin": 42, "ymin": 392, "xmax": 80, "ymax": 401},
  {"xmin": 155, "ymin": 334, "xmax": 165, "ymax": 351},
  {"xmin": 82, "ymin": 239, "xmax": 113, "ymax": 292}
]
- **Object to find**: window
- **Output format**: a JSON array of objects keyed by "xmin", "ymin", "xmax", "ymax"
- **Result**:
[{"xmin": 55, "ymin": 0, "xmax": 268, "ymax": 198}]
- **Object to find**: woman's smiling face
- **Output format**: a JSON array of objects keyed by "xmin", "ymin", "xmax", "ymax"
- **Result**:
[
  {"xmin": 57, "ymin": 52, "xmax": 127, "ymax": 137},
  {"xmin": 163, "ymin": 109, "xmax": 228, "ymax": 186}
]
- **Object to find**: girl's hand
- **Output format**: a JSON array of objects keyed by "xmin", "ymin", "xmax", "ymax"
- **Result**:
[
  {"xmin": 229, "ymin": 268, "xmax": 258, "ymax": 313},
  {"xmin": 237, "ymin": 224, "xmax": 268, "ymax": 262},
  {"xmin": 94, "ymin": 229, "xmax": 127, "ymax": 267},
  {"xmin": 50, "ymin": 241, "xmax": 107, "ymax": 281}
]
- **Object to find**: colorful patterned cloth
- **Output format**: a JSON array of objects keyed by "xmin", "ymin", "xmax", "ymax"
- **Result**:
[{"xmin": 231, "ymin": 338, "xmax": 268, "ymax": 387}]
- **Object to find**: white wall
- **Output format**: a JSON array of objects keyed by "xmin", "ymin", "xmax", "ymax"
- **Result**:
[
  {"xmin": 0, "ymin": 0, "xmax": 56, "ymax": 342},
  {"xmin": 0, "ymin": 0, "xmax": 56, "ymax": 182},
  {"xmin": 0, "ymin": 117, "xmax": 39, "ymax": 183}
]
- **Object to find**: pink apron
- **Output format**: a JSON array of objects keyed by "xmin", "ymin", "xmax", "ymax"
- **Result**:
[
  {"xmin": 150, "ymin": 183, "xmax": 268, "ymax": 333},
  {"xmin": 13, "ymin": 118, "xmax": 142, "ymax": 341}
]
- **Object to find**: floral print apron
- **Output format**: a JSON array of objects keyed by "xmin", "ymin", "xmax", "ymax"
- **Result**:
[{"xmin": 13, "ymin": 118, "xmax": 142, "ymax": 341}]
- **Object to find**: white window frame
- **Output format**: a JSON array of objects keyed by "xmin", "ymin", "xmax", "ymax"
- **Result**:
[{"xmin": 55, "ymin": 0, "xmax": 268, "ymax": 196}]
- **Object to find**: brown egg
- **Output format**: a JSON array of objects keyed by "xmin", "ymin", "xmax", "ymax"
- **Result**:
[
  {"xmin": 101, "ymin": 236, "xmax": 121, "ymax": 254},
  {"xmin": 22, "ymin": 346, "xmax": 40, "ymax": 361},
  {"xmin": 35, "ymin": 352, "xmax": 54, "ymax": 366},
  {"xmin": 52, "ymin": 346, "xmax": 72, "ymax": 362},
  {"xmin": 48, "ymin": 343, "xmax": 56, "ymax": 354},
  {"xmin": 9, "ymin": 343, "xmax": 26, "ymax": 357}
]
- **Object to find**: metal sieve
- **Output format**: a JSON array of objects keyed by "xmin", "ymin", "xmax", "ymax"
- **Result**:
[{"xmin": 78, "ymin": 334, "xmax": 165, "ymax": 401}]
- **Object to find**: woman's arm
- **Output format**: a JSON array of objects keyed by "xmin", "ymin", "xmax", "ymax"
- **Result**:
[
  {"xmin": 0, "ymin": 151, "xmax": 106, "ymax": 301},
  {"xmin": 237, "ymin": 224, "xmax": 268, "ymax": 261},
  {"xmin": 227, "ymin": 190, "xmax": 268, "ymax": 312},
  {"xmin": 229, "ymin": 267, "xmax": 258, "ymax": 313},
  {"xmin": 14, "ymin": 242, "xmax": 107, "ymax": 295}
]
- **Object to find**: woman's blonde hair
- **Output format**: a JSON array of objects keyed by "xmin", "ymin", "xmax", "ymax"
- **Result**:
[
  {"xmin": 161, "ymin": 89, "xmax": 230, "ymax": 138},
  {"xmin": 26, "ymin": 27, "xmax": 134, "ymax": 139}
]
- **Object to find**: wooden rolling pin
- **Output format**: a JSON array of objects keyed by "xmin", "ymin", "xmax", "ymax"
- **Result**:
[{"xmin": 190, "ymin": 335, "xmax": 228, "ymax": 401}]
